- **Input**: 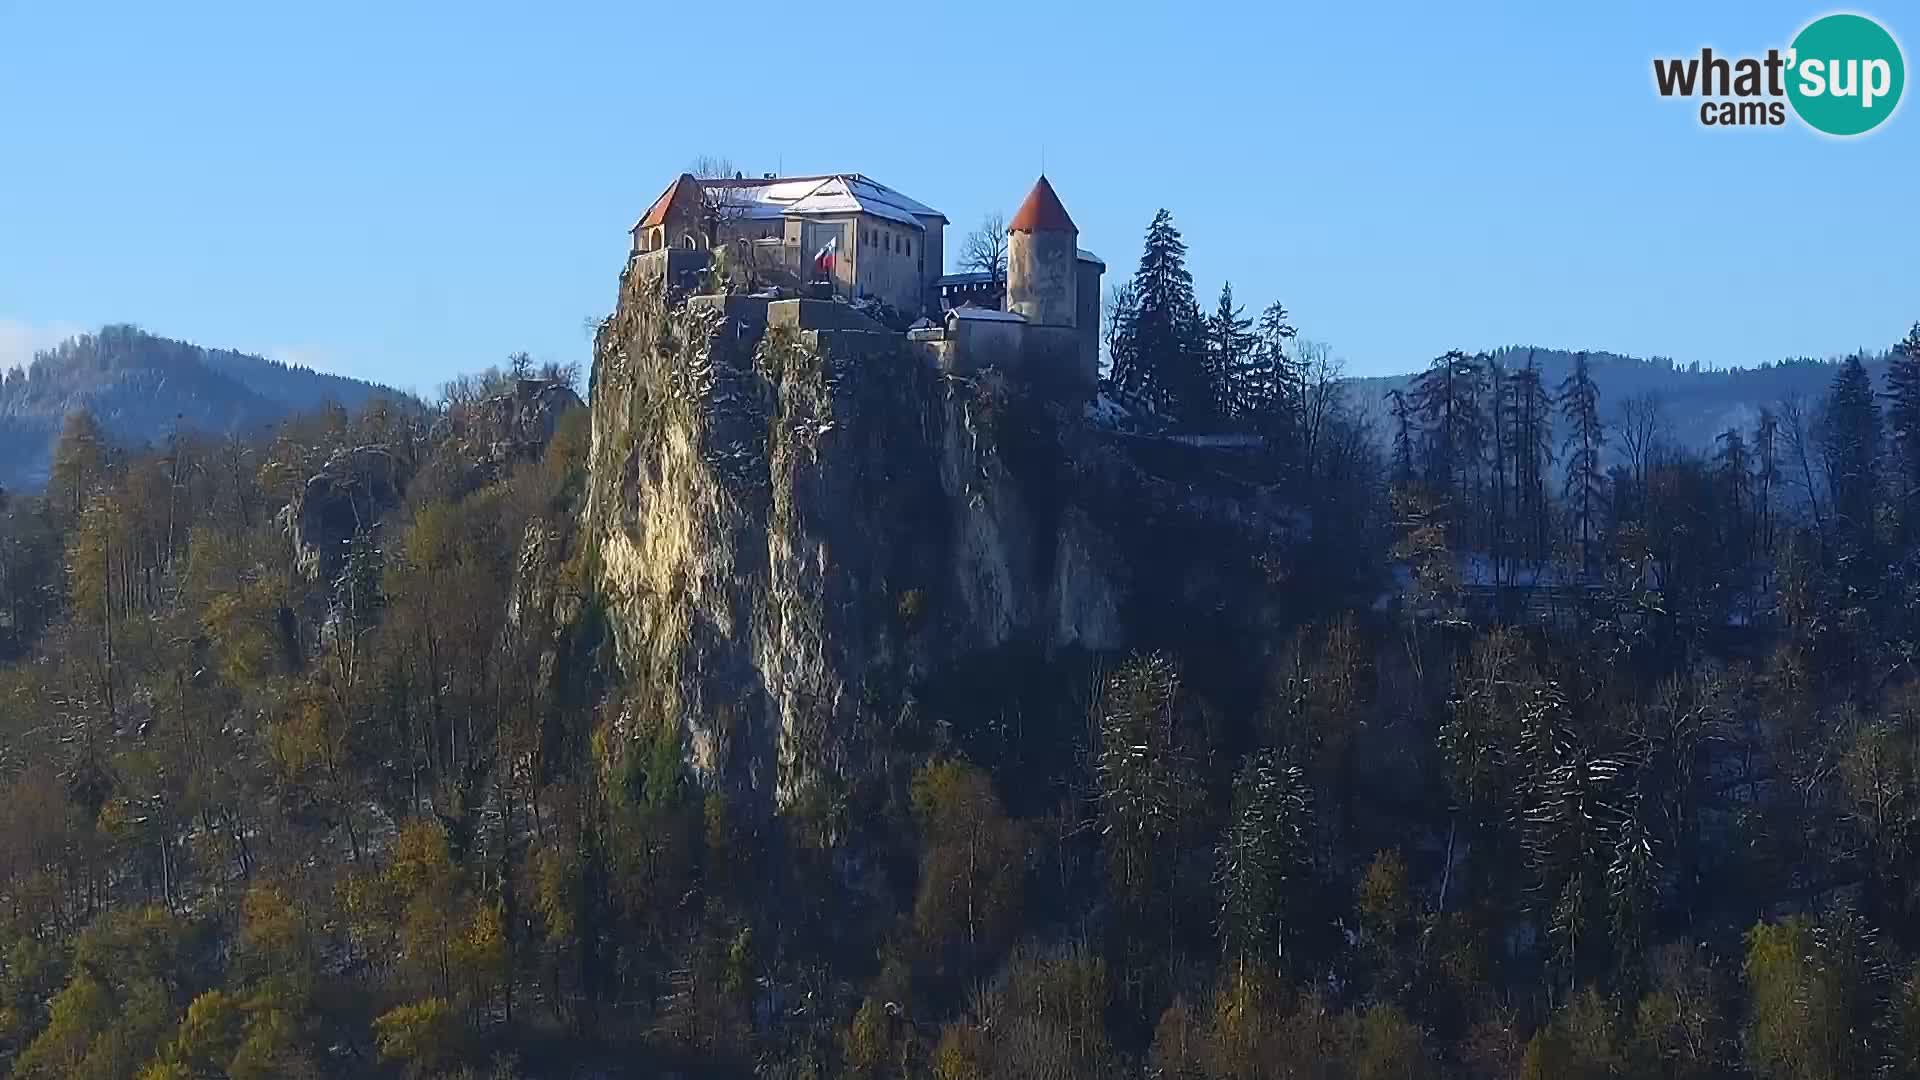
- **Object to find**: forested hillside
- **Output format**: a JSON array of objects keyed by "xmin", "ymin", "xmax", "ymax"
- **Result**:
[
  {"xmin": 0, "ymin": 326, "xmax": 398, "ymax": 491},
  {"xmin": 4, "ymin": 202, "xmax": 1920, "ymax": 1080},
  {"xmin": 1346, "ymin": 347, "xmax": 1894, "ymax": 467}
]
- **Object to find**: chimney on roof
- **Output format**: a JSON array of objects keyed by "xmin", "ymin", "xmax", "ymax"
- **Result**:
[{"xmin": 763, "ymin": 172, "xmax": 777, "ymax": 179}]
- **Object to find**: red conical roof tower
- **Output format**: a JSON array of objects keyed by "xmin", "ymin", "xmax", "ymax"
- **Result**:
[{"xmin": 1008, "ymin": 175, "xmax": 1077, "ymax": 234}]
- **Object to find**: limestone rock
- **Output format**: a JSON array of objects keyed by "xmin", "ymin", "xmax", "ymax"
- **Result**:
[
  {"xmin": 284, "ymin": 445, "xmax": 401, "ymax": 584},
  {"xmin": 583, "ymin": 273, "xmax": 1304, "ymax": 813}
]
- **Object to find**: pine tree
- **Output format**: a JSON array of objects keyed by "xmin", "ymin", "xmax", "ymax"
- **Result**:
[
  {"xmin": 1754, "ymin": 408, "xmax": 1780, "ymax": 557},
  {"xmin": 1250, "ymin": 301, "xmax": 1298, "ymax": 451},
  {"xmin": 1214, "ymin": 751, "xmax": 1312, "ymax": 973},
  {"xmin": 1410, "ymin": 350, "xmax": 1487, "ymax": 540},
  {"xmin": 1821, "ymin": 354, "xmax": 1881, "ymax": 556},
  {"xmin": 1486, "ymin": 353, "xmax": 1512, "ymax": 577},
  {"xmin": 1204, "ymin": 283, "xmax": 1256, "ymax": 426},
  {"xmin": 1884, "ymin": 323, "xmax": 1920, "ymax": 542},
  {"xmin": 1387, "ymin": 389, "xmax": 1416, "ymax": 489},
  {"xmin": 1123, "ymin": 210, "xmax": 1210, "ymax": 428},
  {"xmin": 1715, "ymin": 428, "xmax": 1753, "ymax": 568},
  {"xmin": 1519, "ymin": 681, "xmax": 1627, "ymax": 992},
  {"xmin": 1559, "ymin": 353, "xmax": 1606, "ymax": 573},
  {"xmin": 1508, "ymin": 354, "xmax": 1555, "ymax": 565},
  {"xmin": 1096, "ymin": 653, "xmax": 1200, "ymax": 921}
]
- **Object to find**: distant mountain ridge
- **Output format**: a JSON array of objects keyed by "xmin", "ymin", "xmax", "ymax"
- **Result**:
[
  {"xmin": 1344, "ymin": 345, "xmax": 1895, "ymax": 465},
  {"xmin": 0, "ymin": 324, "xmax": 400, "ymax": 490}
]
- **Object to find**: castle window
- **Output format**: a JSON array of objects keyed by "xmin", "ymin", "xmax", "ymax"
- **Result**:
[{"xmin": 906, "ymin": 238, "xmax": 911, "ymax": 256}]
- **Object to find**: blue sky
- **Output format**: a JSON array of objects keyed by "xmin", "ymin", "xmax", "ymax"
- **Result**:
[{"xmin": 1, "ymin": 0, "xmax": 1915, "ymax": 393}]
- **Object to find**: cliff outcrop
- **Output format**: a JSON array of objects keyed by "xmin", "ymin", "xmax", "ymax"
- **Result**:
[{"xmin": 583, "ymin": 278, "xmax": 1307, "ymax": 810}]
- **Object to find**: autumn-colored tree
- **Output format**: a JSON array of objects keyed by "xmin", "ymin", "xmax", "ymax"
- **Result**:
[
  {"xmin": 1745, "ymin": 915, "xmax": 1886, "ymax": 1080},
  {"xmin": 1357, "ymin": 848, "xmax": 1414, "ymax": 994},
  {"xmin": 49, "ymin": 410, "xmax": 108, "ymax": 523},
  {"xmin": 910, "ymin": 759, "xmax": 1023, "ymax": 972},
  {"xmin": 1352, "ymin": 1003, "xmax": 1431, "ymax": 1080},
  {"xmin": 374, "ymin": 997, "xmax": 466, "ymax": 1078}
]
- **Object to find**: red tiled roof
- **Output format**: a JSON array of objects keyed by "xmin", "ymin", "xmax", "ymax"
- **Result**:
[
  {"xmin": 1008, "ymin": 175, "xmax": 1076, "ymax": 234},
  {"xmin": 636, "ymin": 173, "xmax": 696, "ymax": 231}
]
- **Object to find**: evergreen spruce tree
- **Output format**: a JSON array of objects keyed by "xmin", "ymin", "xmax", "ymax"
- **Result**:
[
  {"xmin": 1487, "ymin": 354, "xmax": 1511, "ymax": 575},
  {"xmin": 1410, "ymin": 350, "xmax": 1487, "ymax": 540},
  {"xmin": 1204, "ymin": 283, "xmax": 1256, "ymax": 426},
  {"xmin": 1509, "ymin": 354, "xmax": 1555, "ymax": 564},
  {"xmin": 1124, "ymin": 210, "xmax": 1210, "ymax": 428},
  {"xmin": 1559, "ymin": 353, "xmax": 1607, "ymax": 572},
  {"xmin": 1715, "ymin": 428, "xmax": 1753, "ymax": 568},
  {"xmin": 1388, "ymin": 389, "xmax": 1416, "ymax": 489},
  {"xmin": 1884, "ymin": 323, "xmax": 1920, "ymax": 543},
  {"xmin": 1251, "ymin": 301, "xmax": 1298, "ymax": 451},
  {"xmin": 1215, "ymin": 750, "xmax": 1312, "ymax": 973},
  {"xmin": 1754, "ymin": 408, "xmax": 1780, "ymax": 558},
  {"xmin": 1822, "ymin": 354, "xmax": 1881, "ymax": 557}
]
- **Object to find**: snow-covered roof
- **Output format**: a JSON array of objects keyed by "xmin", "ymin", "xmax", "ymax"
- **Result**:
[
  {"xmin": 948, "ymin": 307, "xmax": 1026, "ymax": 323},
  {"xmin": 704, "ymin": 173, "xmax": 945, "ymax": 229},
  {"xmin": 1076, "ymin": 248, "xmax": 1104, "ymax": 268}
]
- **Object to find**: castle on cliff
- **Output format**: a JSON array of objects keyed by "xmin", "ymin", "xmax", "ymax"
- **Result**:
[{"xmin": 631, "ymin": 172, "xmax": 1104, "ymax": 392}]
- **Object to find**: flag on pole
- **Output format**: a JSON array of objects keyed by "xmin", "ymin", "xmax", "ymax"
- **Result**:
[{"xmin": 813, "ymin": 235, "xmax": 837, "ymax": 275}]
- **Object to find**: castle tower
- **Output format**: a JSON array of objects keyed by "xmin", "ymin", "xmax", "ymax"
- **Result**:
[{"xmin": 1006, "ymin": 176, "xmax": 1078, "ymax": 329}]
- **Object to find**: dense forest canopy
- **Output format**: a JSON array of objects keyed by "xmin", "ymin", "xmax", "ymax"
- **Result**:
[
  {"xmin": 0, "ymin": 325, "xmax": 401, "ymax": 491},
  {"xmin": 4, "ymin": 209, "xmax": 1920, "ymax": 1080}
]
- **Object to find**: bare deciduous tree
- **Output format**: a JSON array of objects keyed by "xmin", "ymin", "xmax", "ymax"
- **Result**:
[
  {"xmin": 1615, "ymin": 391, "xmax": 1669, "ymax": 491},
  {"xmin": 960, "ymin": 212, "xmax": 1009, "ymax": 283},
  {"xmin": 1103, "ymin": 280, "xmax": 1137, "ymax": 387},
  {"xmin": 1294, "ymin": 339, "xmax": 1346, "ymax": 470},
  {"xmin": 1778, "ymin": 395, "xmax": 1827, "ymax": 533},
  {"xmin": 688, "ymin": 155, "xmax": 753, "ymax": 249},
  {"xmin": 539, "ymin": 360, "xmax": 583, "ymax": 392}
]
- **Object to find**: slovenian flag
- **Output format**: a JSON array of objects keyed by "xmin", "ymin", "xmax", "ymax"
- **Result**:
[{"xmin": 813, "ymin": 236, "xmax": 837, "ymax": 274}]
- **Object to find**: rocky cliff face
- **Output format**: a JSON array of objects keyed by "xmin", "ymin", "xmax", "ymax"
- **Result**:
[
  {"xmin": 584, "ymin": 276, "xmax": 1307, "ymax": 811},
  {"xmin": 282, "ymin": 378, "xmax": 584, "ymax": 587},
  {"xmin": 284, "ymin": 445, "xmax": 402, "ymax": 584}
]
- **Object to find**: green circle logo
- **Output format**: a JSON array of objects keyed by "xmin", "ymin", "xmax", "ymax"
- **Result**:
[{"xmin": 1787, "ymin": 13, "xmax": 1905, "ymax": 135}]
